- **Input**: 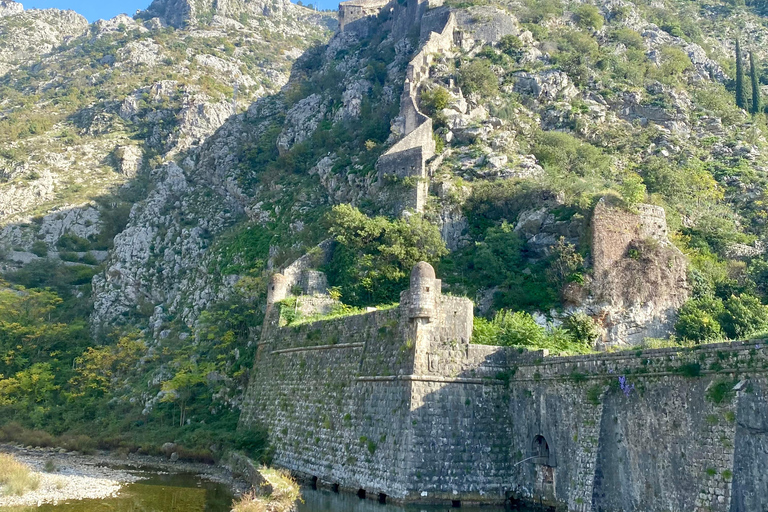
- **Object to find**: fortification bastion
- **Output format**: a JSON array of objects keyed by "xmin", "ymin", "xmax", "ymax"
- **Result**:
[{"xmin": 241, "ymin": 261, "xmax": 768, "ymax": 511}]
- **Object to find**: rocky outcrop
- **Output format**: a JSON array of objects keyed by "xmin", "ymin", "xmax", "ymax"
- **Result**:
[
  {"xmin": 0, "ymin": 1, "xmax": 22, "ymax": 17},
  {"xmin": 585, "ymin": 198, "xmax": 689, "ymax": 346},
  {"xmin": 0, "ymin": 7, "xmax": 88, "ymax": 75},
  {"xmin": 143, "ymin": 0, "xmax": 305, "ymax": 28},
  {"xmin": 514, "ymin": 207, "xmax": 585, "ymax": 258}
]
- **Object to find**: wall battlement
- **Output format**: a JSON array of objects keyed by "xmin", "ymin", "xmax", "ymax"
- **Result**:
[
  {"xmin": 241, "ymin": 261, "xmax": 768, "ymax": 511},
  {"xmin": 376, "ymin": 8, "xmax": 456, "ymax": 214}
]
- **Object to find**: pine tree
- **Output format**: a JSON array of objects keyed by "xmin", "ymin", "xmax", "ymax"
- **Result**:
[
  {"xmin": 750, "ymin": 51, "xmax": 761, "ymax": 115},
  {"xmin": 736, "ymin": 38, "xmax": 747, "ymax": 109}
]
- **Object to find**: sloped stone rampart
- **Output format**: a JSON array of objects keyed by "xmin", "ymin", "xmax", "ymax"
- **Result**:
[{"xmin": 376, "ymin": 10, "xmax": 456, "ymax": 213}]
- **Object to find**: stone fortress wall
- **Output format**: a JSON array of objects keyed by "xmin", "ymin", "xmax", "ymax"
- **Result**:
[
  {"xmin": 241, "ymin": 260, "xmax": 768, "ymax": 511},
  {"xmin": 338, "ymin": 0, "xmax": 390, "ymax": 35},
  {"xmin": 588, "ymin": 198, "xmax": 690, "ymax": 346},
  {"xmin": 373, "ymin": 2, "xmax": 456, "ymax": 214}
]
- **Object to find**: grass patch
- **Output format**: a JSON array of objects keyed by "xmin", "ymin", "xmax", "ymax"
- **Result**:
[
  {"xmin": 232, "ymin": 468, "xmax": 300, "ymax": 512},
  {"xmin": 706, "ymin": 379, "xmax": 737, "ymax": 404},
  {"xmin": 0, "ymin": 453, "xmax": 40, "ymax": 496},
  {"xmin": 676, "ymin": 363, "xmax": 701, "ymax": 378}
]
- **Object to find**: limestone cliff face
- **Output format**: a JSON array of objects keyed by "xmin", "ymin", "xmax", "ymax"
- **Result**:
[
  {"xmin": 143, "ymin": 0, "xmax": 333, "ymax": 28},
  {"xmin": 0, "ymin": 3, "xmax": 88, "ymax": 75},
  {"xmin": 586, "ymin": 198, "xmax": 689, "ymax": 346},
  {"xmin": 0, "ymin": 0, "xmax": 333, "ymax": 279}
]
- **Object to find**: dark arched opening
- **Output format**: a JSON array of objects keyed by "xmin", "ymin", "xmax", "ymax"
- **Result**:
[
  {"xmin": 451, "ymin": 500, "xmax": 461, "ymax": 508},
  {"xmin": 357, "ymin": 488, "xmax": 366, "ymax": 499},
  {"xmin": 310, "ymin": 476, "xmax": 318, "ymax": 490},
  {"xmin": 332, "ymin": 483, "xmax": 340, "ymax": 493},
  {"xmin": 531, "ymin": 435, "xmax": 550, "ymax": 464},
  {"xmin": 378, "ymin": 493, "xmax": 387, "ymax": 504}
]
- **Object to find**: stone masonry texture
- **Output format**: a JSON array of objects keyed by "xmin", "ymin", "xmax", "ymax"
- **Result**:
[{"xmin": 240, "ymin": 262, "xmax": 768, "ymax": 511}]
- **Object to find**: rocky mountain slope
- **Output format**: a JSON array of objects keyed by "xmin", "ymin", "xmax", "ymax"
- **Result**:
[{"xmin": 0, "ymin": 0, "xmax": 333, "ymax": 264}]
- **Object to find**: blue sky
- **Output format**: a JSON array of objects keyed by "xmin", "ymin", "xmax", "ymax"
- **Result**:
[{"xmin": 23, "ymin": 0, "xmax": 337, "ymax": 22}]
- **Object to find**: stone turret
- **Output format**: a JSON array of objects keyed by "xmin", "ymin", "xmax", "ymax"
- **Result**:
[
  {"xmin": 267, "ymin": 273, "xmax": 289, "ymax": 306},
  {"xmin": 409, "ymin": 261, "xmax": 439, "ymax": 319},
  {"xmin": 338, "ymin": 0, "xmax": 390, "ymax": 34}
]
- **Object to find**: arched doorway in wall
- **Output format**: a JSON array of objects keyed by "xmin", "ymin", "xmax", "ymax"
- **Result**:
[
  {"xmin": 531, "ymin": 435, "xmax": 555, "ymax": 498},
  {"xmin": 531, "ymin": 435, "xmax": 550, "ymax": 464}
]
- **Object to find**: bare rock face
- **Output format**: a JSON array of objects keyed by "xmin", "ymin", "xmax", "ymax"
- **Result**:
[
  {"xmin": 585, "ymin": 198, "xmax": 689, "ymax": 346},
  {"xmin": 0, "ymin": 7, "xmax": 88, "ymax": 75},
  {"xmin": 0, "ymin": 1, "xmax": 22, "ymax": 17},
  {"xmin": 144, "ymin": 0, "xmax": 294, "ymax": 27}
]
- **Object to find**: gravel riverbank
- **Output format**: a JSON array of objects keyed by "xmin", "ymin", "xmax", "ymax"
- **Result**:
[{"xmin": 0, "ymin": 444, "xmax": 243, "ymax": 508}]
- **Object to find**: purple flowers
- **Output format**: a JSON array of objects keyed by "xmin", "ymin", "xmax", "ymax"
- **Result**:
[{"xmin": 618, "ymin": 375, "xmax": 634, "ymax": 397}]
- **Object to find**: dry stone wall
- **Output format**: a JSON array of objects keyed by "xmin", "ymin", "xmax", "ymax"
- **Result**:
[{"xmin": 241, "ymin": 263, "xmax": 768, "ymax": 510}]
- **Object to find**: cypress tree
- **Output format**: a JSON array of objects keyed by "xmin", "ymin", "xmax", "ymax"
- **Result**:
[
  {"xmin": 736, "ymin": 38, "xmax": 746, "ymax": 109},
  {"xmin": 750, "ymin": 51, "xmax": 761, "ymax": 115}
]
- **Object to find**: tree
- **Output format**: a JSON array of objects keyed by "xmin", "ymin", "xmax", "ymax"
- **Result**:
[
  {"xmin": 458, "ymin": 60, "xmax": 499, "ymax": 97},
  {"xmin": 736, "ymin": 38, "xmax": 747, "ymax": 109},
  {"xmin": 421, "ymin": 87, "xmax": 450, "ymax": 114},
  {"xmin": 325, "ymin": 205, "xmax": 448, "ymax": 306},
  {"xmin": 750, "ymin": 51, "xmax": 761, "ymax": 114},
  {"xmin": 573, "ymin": 4, "xmax": 604, "ymax": 31},
  {"xmin": 161, "ymin": 362, "xmax": 213, "ymax": 427},
  {"xmin": 620, "ymin": 172, "xmax": 647, "ymax": 209},
  {"xmin": 497, "ymin": 34, "xmax": 523, "ymax": 56}
]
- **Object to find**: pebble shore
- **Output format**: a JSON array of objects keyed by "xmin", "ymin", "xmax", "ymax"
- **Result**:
[{"xmin": 0, "ymin": 445, "xmax": 240, "ymax": 508}]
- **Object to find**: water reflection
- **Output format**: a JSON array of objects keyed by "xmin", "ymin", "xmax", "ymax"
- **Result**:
[
  {"xmin": 298, "ymin": 487, "xmax": 536, "ymax": 512},
  {"xmin": 1, "ymin": 473, "xmax": 539, "ymax": 512},
  {"xmin": 1, "ymin": 473, "xmax": 233, "ymax": 512}
]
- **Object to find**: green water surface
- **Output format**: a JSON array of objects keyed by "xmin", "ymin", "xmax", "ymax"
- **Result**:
[{"xmin": 3, "ymin": 472, "xmax": 534, "ymax": 512}]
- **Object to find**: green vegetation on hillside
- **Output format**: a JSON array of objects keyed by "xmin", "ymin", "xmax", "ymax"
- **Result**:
[{"xmin": 325, "ymin": 205, "xmax": 447, "ymax": 306}]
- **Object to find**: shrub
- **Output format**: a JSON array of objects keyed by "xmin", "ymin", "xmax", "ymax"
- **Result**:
[
  {"xmin": 472, "ymin": 310, "xmax": 594, "ymax": 354},
  {"xmin": 675, "ymin": 297, "xmax": 724, "ymax": 342},
  {"xmin": 649, "ymin": 46, "xmax": 692, "ymax": 85},
  {"xmin": 0, "ymin": 453, "xmax": 40, "ymax": 496},
  {"xmin": 611, "ymin": 27, "xmax": 645, "ymax": 50},
  {"xmin": 420, "ymin": 86, "xmax": 451, "ymax": 116},
  {"xmin": 706, "ymin": 378, "xmax": 737, "ymax": 404},
  {"xmin": 546, "ymin": 237, "xmax": 585, "ymax": 292},
  {"xmin": 676, "ymin": 293, "xmax": 767, "ymax": 341},
  {"xmin": 325, "ymin": 205, "xmax": 447, "ymax": 306},
  {"xmin": 620, "ymin": 173, "xmax": 646, "ymax": 209},
  {"xmin": 56, "ymin": 233, "xmax": 91, "ymax": 252},
  {"xmin": 497, "ymin": 34, "xmax": 523, "ymax": 55},
  {"xmin": 721, "ymin": 294, "xmax": 768, "ymax": 339},
  {"xmin": 474, "ymin": 310, "xmax": 546, "ymax": 347},
  {"xmin": 521, "ymin": 0, "xmax": 563, "ymax": 23},
  {"xmin": 30, "ymin": 241, "xmax": 48, "ymax": 257},
  {"xmin": 573, "ymin": 5, "xmax": 604, "ymax": 31},
  {"xmin": 563, "ymin": 313, "xmax": 600, "ymax": 346},
  {"xmin": 533, "ymin": 131, "xmax": 611, "ymax": 177},
  {"xmin": 458, "ymin": 60, "xmax": 498, "ymax": 97}
]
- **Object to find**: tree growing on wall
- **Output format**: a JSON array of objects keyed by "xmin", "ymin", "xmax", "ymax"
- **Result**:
[
  {"xmin": 735, "ymin": 38, "xmax": 747, "ymax": 109},
  {"xmin": 750, "ymin": 51, "xmax": 761, "ymax": 114}
]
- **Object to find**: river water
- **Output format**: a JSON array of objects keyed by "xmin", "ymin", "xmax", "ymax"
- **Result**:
[{"xmin": 2, "ymin": 471, "xmax": 535, "ymax": 512}]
